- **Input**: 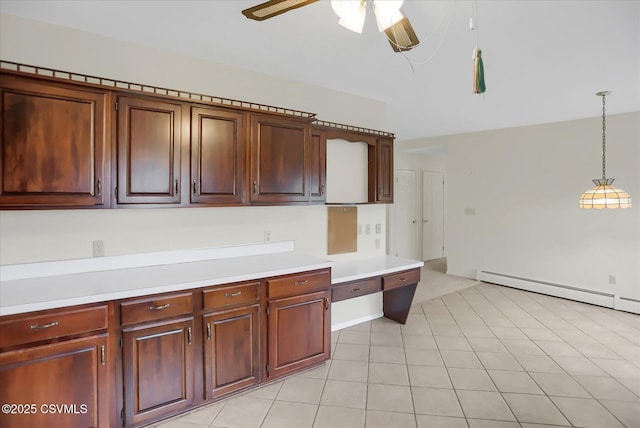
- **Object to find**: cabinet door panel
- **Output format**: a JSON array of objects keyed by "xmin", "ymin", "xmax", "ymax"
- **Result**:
[
  {"xmin": 250, "ymin": 115, "xmax": 310, "ymax": 203},
  {"xmin": 191, "ymin": 107, "xmax": 246, "ymax": 204},
  {"xmin": 267, "ymin": 290, "xmax": 330, "ymax": 379},
  {"xmin": 376, "ymin": 138, "xmax": 393, "ymax": 203},
  {"xmin": 0, "ymin": 334, "xmax": 108, "ymax": 428},
  {"xmin": 203, "ymin": 305, "xmax": 260, "ymax": 399},
  {"xmin": 117, "ymin": 96, "xmax": 181, "ymax": 204},
  {"xmin": 0, "ymin": 75, "xmax": 107, "ymax": 207},
  {"xmin": 309, "ymin": 130, "xmax": 326, "ymax": 202},
  {"xmin": 122, "ymin": 317, "xmax": 193, "ymax": 426}
]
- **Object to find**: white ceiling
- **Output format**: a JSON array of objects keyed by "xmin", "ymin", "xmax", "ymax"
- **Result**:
[{"xmin": 1, "ymin": 0, "xmax": 638, "ymax": 141}]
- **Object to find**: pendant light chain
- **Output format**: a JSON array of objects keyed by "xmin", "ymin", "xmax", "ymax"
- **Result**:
[{"xmin": 601, "ymin": 93, "xmax": 606, "ymax": 180}]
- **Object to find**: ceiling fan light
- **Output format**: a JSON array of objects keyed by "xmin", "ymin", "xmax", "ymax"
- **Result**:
[
  {"xmin": 372, "ymin": 0, "xmax": 404, "ymax": 31},
  {"xmin": 332, "ymin": 0, "xmax": 366, "ymax": 33},
  {"xmin": 385, "ymin": 17, "xmax": 419, "ymax": 52}
]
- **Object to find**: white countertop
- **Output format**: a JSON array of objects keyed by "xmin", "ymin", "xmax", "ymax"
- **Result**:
[
  {"xmin": 331, "ymin": 256, "xmax": 424, "ymax": 284},
  {"xmin": 0, "ymin": 242, "xmax": 423, "ymax": 316}
]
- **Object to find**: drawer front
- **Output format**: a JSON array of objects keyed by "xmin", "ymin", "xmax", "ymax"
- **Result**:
[
  {"xmin": 267, "ymin": 269, "xmax": 330, "ymax": 300},
  {"xmin": 0, "ymin": 305, "xmax": 108, "ymax": 348},
  {"xmin": 332, "ymin": 277, "xmax": 381, "ymax": 302},
  {"xmin": 203, "ymin": 281, "xmax": 261, "ymax": 310},
  {"xmin": 383, "ymin": 268, "xmax": 421, "ymax": 291},
  {"xmin": 121, "ymin": 292, "xmax": 193, "ymax": 325}
]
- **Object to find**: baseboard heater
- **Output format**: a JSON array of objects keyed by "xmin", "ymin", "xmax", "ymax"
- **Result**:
[{"xmin": 477, "ymin": 270, "xmax": 640, "ymax": 315}]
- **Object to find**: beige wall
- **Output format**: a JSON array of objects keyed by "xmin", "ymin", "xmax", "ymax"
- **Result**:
[{"xmin": 422, "ymin": 113, "xmax": 640, "ymax": 301}]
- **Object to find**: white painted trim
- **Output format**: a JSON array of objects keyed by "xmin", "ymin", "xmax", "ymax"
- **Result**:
[
  {"xmin": 477, "ymin": 270, "xmax": 615, "ymax": 308},
  {"xmin": 331, "ymin": 312, "xmax": 384, "ymax": 332},
  {"xmin": 614, "ymin": 296, "xmax": 640, "ymax": 315},
  {"xmin": 1, "ymin": 241, "xmax": 295, "ymax": 281}
]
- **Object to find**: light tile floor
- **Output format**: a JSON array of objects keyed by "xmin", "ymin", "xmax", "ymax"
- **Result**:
[{"xmin": 151, "ymin": 265, "xmax": 640, "ymax": 428}]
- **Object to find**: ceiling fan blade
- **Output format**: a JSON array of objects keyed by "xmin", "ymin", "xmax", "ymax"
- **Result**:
[
  {"xmin": 384, "ymin": 17, "xmax": 420, "ymax": 52},
  {"xmin": 242, "ymin": 0, "xmax": 319, "ymax": 21}
]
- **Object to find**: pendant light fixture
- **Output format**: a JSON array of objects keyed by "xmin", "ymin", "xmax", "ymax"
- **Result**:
[{"xmin": 579, "ymin": 91, "xmax": 632, "ymax": 209}]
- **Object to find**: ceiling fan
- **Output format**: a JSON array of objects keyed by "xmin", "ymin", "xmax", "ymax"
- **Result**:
[{"xmin": 242, "ymin": 0, "xmax": 420, "ymax": 52}]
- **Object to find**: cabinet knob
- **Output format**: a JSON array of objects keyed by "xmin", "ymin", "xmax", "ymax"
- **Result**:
[{"xmin": 253, "ymin": 180, "xmax": 257, "ymax": 194}]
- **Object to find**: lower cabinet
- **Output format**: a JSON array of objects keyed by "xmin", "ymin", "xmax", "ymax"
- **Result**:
[
  {"xmin": 267, "ymin": 290, "xmax": 331, "ymax": 380},
  {"xmin": 0, "ymin": 334, "xmax": 109, "ymax": 428},
  {"xmin": 203, "ymin": 304, "xmax": 260, "ymax": 399},
  {"xmin": 0, "ymin": 268, "xmax": 331, "ymax": 428},
  {"xmin": 121, "ymin": 317, "xmax": 194, "ymax": 427}
]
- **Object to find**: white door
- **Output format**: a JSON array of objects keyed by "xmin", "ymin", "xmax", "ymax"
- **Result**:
[
  {"xmin": 422, "ymin": 171, "xmax": 444, "ymax": 261},
  {"xmin": 393, "ymin": 169, "xmax": 417, "ymax": 259}
]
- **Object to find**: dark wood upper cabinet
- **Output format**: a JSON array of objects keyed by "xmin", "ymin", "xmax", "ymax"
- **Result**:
[
  {"xmin": 191, "ymin": 107, "xmax": 246, "ymax": 205},
  {"xmin": 375, "ymin": 137, "xmax": 394, "ymax": 203},
  {"xmin": 1, "ymin": 68, "xmax": 396, "ymax": 209},
  {"xmin": 250, "ymin": 114, "xmax": 311, "ymax": 204},
  {"xmin": 309, "ymin": 129, "xmax": 326, "ymax": 203},
  {"xmin": 0, "ymin": 75, "xmax": 108, "ymax": 208},
  {"xmin": 116, "ymin": 96, "xmax": 181, "ymax": 205}
]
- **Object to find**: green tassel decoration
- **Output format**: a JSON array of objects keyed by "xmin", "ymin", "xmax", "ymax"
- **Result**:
[{"xmin": 473, "ymin": 48, "xmax": 486, "ymax": 94}]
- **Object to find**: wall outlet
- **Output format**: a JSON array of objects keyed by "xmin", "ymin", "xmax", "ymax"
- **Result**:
[
  {"xmin": 365, "ymin": 224, "xmax": 371, "ymax": 235},
  {"xmin": 609, "ymin": 275, "xmax": 616, "ymax": 285},
  {"xmin": 264, "ymin": 231, "xmax": 271, "ymax": 242},
  {"xmin": 375, "ymin": 239, "xmax": 380, "ymax": 249},
  {"xmin": 93, "ymin": 240, "xmax": 105, "ymax": 257},
  {"xmin": 357, "ymin": 224, "xmax": 362, "ymax": 235},
  {"xmin": 375, "ymin": 223, "xmax": 382, "ymax": 234}
]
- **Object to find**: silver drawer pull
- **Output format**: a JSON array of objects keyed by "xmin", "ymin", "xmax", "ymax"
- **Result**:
[
  {"xmin": 399, "ymin": 277, "xmax": 407, "ymax": 282},
  {"xmin": 225, "ymin": 291, "xmax": 242, "ymax": 297},
  {"xmin": 149, "ymin": 303, "xmax": 170, "ymax": 311},
  {"xmin": 351, "ymin": 288, "xmax": 361, "ymax": 293},
  {"xmin": 294, "ymin": 280, "xmax": 308, "ymax": 285},
  {"xmin": 30, "ymin": 321, "xmax": 59, "ymax": 330}
]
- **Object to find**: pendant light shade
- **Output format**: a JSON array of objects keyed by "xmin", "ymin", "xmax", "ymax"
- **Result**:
[
  {"xmin": 579, "ymin": 178, "xmax": 632, "ymax": 209},
  {"xmin": 579, "ymin": 91, "xmax": 631, "ymax": 209}
]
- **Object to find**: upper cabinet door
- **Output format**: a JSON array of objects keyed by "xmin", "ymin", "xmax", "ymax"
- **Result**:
[
  {"xmin": 0, "ymin": 75, "xmax": 108, "ymax": 208},
  {"xmin": 191, "ymin": 107, "xmax": 246, "ymax": 205},
  {"xmin": 250, "ymin": 114, "xmax": 310, "ymax": 204},
  {"xmin": 116, "ymin": 96, "xmax": 181, "ymax": 205},
  {"xmin": 309, "ymin": 129, "xmax": 326, "ymax": 203},
  {"xmin": 376, "ymin": 137, "xmax": 394, "ymax": 203}
]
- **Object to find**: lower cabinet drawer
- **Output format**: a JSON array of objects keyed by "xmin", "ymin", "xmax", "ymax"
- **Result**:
[
  {"xmin": 267, "ymin": 269, "xmax": 330, "ymax": 299},
  {"xmin": 203, "ymin": 282, "xmax": 260, "ymax": 310},
  {"xmin": 382, "ymin": 268, "xmax": 421, "ymax": 291},
  {"xmin": 120, "ymin": 292, "xmax": 193, "ymax": 326},
  {"xmin": 0, "ymin": 305, "xmax": 108, "ymax": 348},
  {"xmin": 332, "ymin": 278, "xmax": 381, "ymax": 302}
]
